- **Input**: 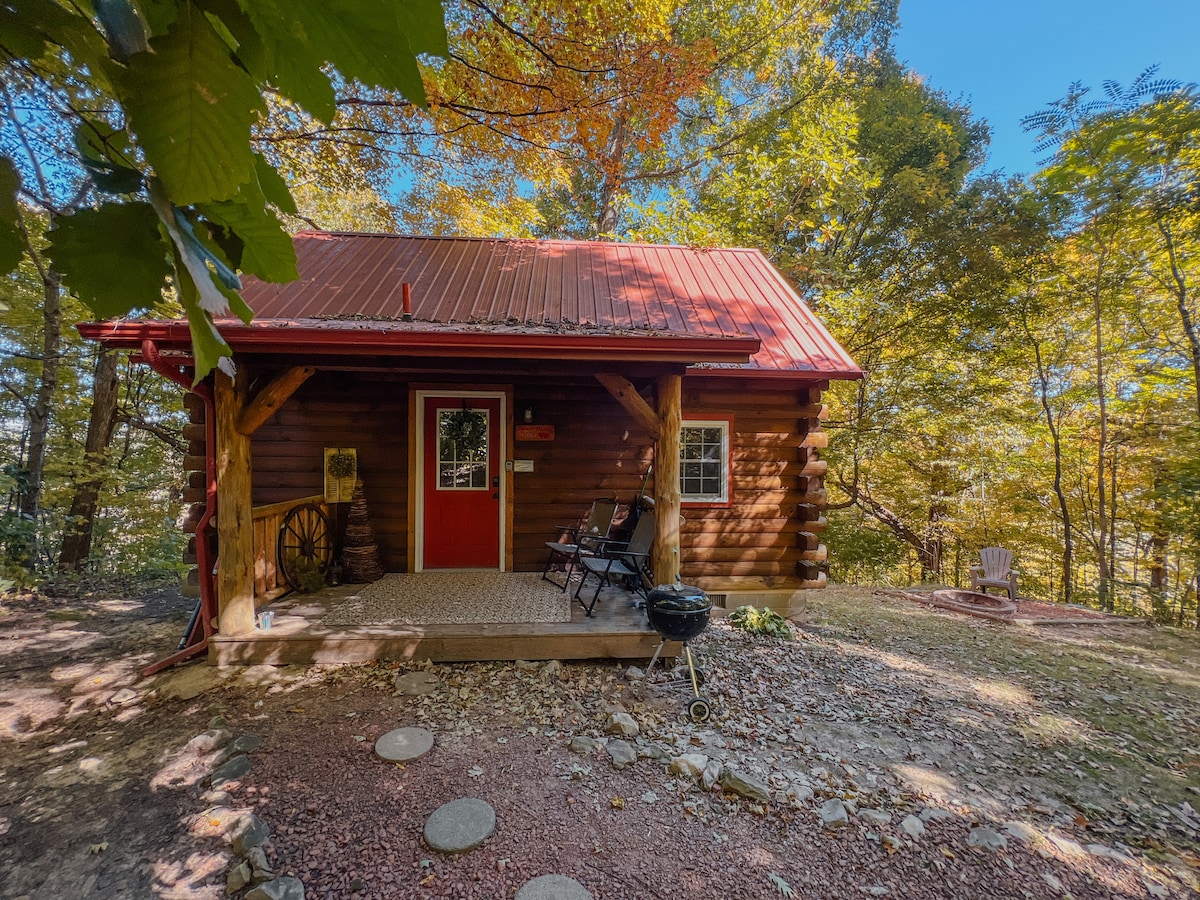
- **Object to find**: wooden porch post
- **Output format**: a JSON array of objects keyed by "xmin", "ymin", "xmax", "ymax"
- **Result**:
[
  {"xmin": 653, "ymin": 374, "xmax": 682, "ymax": 587},
  {"xmin": 214, "ymin": 372, "xmax": 257, "ymax": 636}
]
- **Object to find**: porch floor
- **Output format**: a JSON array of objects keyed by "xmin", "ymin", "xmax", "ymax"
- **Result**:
[{"xmin": 209, "ymin": 572, "xmax": 678, "ymax": 666}]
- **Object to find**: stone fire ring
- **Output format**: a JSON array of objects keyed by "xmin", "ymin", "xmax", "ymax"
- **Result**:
[
  {"xmin": 928, "ymin": 589, "xmax": 1017, "ymax": 619},
  {"xmin": 375, "ymin": 726, "xmax": 434, "ymax": 762}
]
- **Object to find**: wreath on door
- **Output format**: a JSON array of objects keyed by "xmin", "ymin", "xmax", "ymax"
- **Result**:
[{"xmin": 442, "ymin": 407, "xmax": 487, "ymax": 454}]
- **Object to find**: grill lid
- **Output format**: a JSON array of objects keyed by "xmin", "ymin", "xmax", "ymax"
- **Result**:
[{"xmin": 647, "ymin": 584, "xmax": 710, "ymax": 612}]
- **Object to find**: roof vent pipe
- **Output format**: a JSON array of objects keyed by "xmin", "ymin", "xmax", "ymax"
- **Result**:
[{"xmin": 402, "ymin": 282, "xmax": 413, "ymax": 321}]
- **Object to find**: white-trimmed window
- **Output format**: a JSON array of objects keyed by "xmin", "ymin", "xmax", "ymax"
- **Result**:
[{"xmin": 680, "ymin": 419, "xmax": 730, "ymax": 504}]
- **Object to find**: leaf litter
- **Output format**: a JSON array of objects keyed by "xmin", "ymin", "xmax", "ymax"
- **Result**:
[{"xmin": 220, "ymin": 584, "xmax": 1199, "ymax": 898}]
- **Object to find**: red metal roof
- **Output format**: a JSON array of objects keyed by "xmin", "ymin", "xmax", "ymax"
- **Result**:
[{"xmin": 234, "ymin": 233, "xmax": 860, "ymax": 379}]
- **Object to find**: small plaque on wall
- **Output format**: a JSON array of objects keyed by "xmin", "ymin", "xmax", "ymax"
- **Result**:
[
  {"xmin": 516, "ymin": 424, "xmax": 555, "ymax": 441},
  {"xmin": 324, "ymin": 447, "xmax": 357, "ymax": 502}
]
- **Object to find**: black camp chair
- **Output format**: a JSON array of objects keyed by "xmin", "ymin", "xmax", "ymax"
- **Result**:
[
  {"xmin": 573, "ymin": 510, "xmax": 656, "ymax": 616},
  {"xmin": 542, "ymin": 498, "xmax": 620, "ymax": 591}
]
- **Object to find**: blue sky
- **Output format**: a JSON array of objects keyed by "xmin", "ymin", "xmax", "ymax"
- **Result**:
[{"xmin": 892, "ymin": 0, "xmax": 1200, "ymax": 177}]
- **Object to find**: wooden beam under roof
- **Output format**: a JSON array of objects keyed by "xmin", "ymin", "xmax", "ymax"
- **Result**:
[
  {"xmin": 236, "ymin": 366, "xmax": 316, "ymax": 435},
  {"xmin": 595, "ymin": 374, "xmax": 659, "ymax": 435}
]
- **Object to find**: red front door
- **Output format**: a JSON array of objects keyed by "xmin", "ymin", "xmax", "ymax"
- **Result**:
[{"xmin": 422, "ymin": 396, "xmax": 502, "ymax": 568}]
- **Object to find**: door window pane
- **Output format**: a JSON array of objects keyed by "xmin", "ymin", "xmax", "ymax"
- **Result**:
[{"xmin": 437, "ymin": 408, "xmax": 489, "ymax": 490}]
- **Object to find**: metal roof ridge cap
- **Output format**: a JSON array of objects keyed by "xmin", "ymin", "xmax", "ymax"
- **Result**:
[{"xmin": 292, "ymin": 231, "xmax": 770, "ymax": 255}]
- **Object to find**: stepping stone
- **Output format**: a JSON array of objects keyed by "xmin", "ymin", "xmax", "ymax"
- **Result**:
[
  {"xmin": 375, "ymin": 727, "xmax": 434, "ymax": 762},
  {"xmin": 423, "ymin": 798, "xmax": 495, "ymax": 854},
  {"xmin": 394, "ymin": 671, "xmax": 440, "ymax": 695},
  {"xmin": 516, "ymin": 875, "xmax": 593, "ymax": 900}
]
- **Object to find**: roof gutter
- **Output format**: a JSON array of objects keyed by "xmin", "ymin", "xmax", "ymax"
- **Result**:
[
  {"xmin": 77, "ymin": 320, "xmax": 761, "ymax": 365},
  {"xmin": 690, "ymin": 364, "xmax": 864, "ymax": 381}
]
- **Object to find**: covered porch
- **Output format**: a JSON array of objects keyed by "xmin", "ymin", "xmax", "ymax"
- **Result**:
[{"xmin": 212, "ymin": 571, "xmax": 677, "ymax": 666}]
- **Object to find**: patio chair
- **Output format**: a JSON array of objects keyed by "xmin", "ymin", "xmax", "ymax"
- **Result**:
[
  {"xmin": 970, "ymin": 547, "xmax": 1019, "ymax": 600},
  {"xmin": 574, "ymin": 510, "xmax": 656, "ymax": 616},
  {"xmin": 542, "ymin": 497, "xmax": 620, "ymax": 591}
]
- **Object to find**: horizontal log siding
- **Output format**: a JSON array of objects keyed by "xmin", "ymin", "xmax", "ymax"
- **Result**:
[
  {"xmin": 678, "ymin": 377, "xmax": 826, "ymax": 584},
  {"xmin": 245, "ymin": 370, "xmax": 827, "ymax": 584},
  {"xmin": 510, "ymin": 381, "xmax": 653, "ymax": 570},
  {"xmin": 250, "ymin": 371, "xmax": 409, "ymax": 571}
]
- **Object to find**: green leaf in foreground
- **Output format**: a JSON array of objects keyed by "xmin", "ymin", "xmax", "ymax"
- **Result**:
[
  {"xmin": 240, "ymin": 0, "xmax": 432, "ymax": 113},
  {"xmin": 120, "ymin": 13, "xmax": 264, "ymax": 205},
  {"xmin": 46, "ymin": 202, "xmax": 172, "ymax": 318},
  {"xmin": 200, "ymin": 183, "xmax": 298, "ymax": 283}
]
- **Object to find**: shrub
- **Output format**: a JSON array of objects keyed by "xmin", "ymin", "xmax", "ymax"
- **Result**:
[{"xmin": 728, "ymin": 605, "xmax": 792, "ymax": 639}]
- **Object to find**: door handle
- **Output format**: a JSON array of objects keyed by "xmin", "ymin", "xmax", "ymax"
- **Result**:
[{"xmin": 492, "ymin": 492, "xmax": 499, "ymax": 499}]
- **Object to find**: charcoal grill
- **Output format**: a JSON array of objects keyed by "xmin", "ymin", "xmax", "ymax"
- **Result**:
[{"xmin": 645, "ymin": 584, "xmax": 712, "ymax": 722}]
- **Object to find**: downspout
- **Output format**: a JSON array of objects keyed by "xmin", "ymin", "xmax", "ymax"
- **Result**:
[{"xmin": 138, "ymin": 339, "xmax": 218, "ymax": 674}]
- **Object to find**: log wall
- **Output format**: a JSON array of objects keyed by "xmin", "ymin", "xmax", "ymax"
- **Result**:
[
  {"xmin": 247, "ymin": 370, "xmax": 828, "ymax": 598},
  {"xmin": 251, "ymin": 371, "xmax": 410, "ymax": 571},
  {"xmin": 678, "ymin": 376, "xmax": 827, "ymax": 591},
  {"xmin": 181, "ymin": 391, "xmax": 207, "ymax": 598}
]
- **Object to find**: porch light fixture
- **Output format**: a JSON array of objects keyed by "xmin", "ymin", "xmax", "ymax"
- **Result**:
[{"xmin": 523, "ymin": 404, "xmax": 534, "ymax": 423}]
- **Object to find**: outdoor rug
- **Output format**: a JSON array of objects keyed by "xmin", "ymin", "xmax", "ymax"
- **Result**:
[{"xmin": 321, "ymin": 572, "xmax": 573, "ymax": 627}]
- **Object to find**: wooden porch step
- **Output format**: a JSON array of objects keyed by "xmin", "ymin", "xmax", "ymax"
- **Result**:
[
  {"xmin": 210, "ymin": 624, "xmax": 674, "ymax": 666},
  {"xmin": 208, "ymin": 578, "xmax": 680, "ymax": 667}
]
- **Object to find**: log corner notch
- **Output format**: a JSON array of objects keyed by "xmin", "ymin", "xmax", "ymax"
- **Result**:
[
  {"xmin": 235, "ymin": 366, "xmax": 316, "ymax": 436},
  {"xmin": 796, "ymin": 383, "xmax": 829, "ymax": 588},
  {"xmin": 595, "ymin": 373, "xmax": 683, "ymax": 588}
]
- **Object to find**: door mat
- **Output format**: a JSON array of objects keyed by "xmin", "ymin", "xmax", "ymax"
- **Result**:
[{"xmin": 322, "ymin": 572, "xmax": 572, "ymax": 627}]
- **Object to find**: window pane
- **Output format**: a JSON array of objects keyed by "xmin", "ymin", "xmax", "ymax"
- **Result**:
[{"xmin": 679, "ymin": 420, "xmax": 729, "ymax": 502}]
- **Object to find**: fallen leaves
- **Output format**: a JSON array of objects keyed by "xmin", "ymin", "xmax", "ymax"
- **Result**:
[{"xmin": 767, "ymin": 872, "xmax": 794, "ymax": 896}]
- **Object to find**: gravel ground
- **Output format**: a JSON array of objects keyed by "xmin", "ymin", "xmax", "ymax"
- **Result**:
[
  {"xmin": 209, "ymin": 588, "xmax": 1198, "ymax": 900},
  {"xmin": 4, "ymin": 582, "xmax": 1196, "ymax": 899}
]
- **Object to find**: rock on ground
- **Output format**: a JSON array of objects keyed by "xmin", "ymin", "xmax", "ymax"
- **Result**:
[
  {"xmin": 245, "ymin": 877, "xmax": 305, "ymax": 900},
  {"xmin": 423, "ymin": 798, "xmax": 496, "ymax": 854}
]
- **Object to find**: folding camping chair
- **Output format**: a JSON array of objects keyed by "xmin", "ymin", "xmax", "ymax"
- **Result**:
[
  {"xmin": 541, "ymin": 497, "xmax": 620, "ymax": 591},
  {"xmin": 573, "ymin": 510, "xmax": 656, "ymax": 616}
]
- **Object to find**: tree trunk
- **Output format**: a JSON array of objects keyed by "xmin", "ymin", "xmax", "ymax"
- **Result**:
[
  {"xmin": 1156, "ymin": 220, "xmax": 1200, "ymax": 422},
  {"xmin": 16, "ymin": 267, "xmax": 62, "ymax": 567},
  {"xmin": 593, "ymin": 116, "xmax": 627, "ymax": 238},
  {"xmin": 1092, "ymin": 260, "xmax": 1111, "ymax": 612},
  {"xmin": 1027, "ymin": 324, "xmax": 1074, "ymax": 602},
  {"xmin": 57, "ymin": 349, "xmax": 121, "ymax": 571},
  {"xmin": 925, "ymin": 494, "xmax": 947, "ymax": 581},
  {"xmin": 1108, "ymin": 439, "xmax": 1119, "ymax": 608}
]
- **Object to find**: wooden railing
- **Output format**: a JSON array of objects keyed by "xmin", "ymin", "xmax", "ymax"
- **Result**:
[{"xmin": 251, "ymin": 495, "xmax": 327, "ymax": 604}]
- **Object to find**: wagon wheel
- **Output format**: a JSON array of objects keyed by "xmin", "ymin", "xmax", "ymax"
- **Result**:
[{"xmin": 277, "ymin": 503, "xmax": 333, "ymax": 591}]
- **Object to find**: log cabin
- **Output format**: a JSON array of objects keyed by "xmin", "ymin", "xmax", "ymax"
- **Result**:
[{"xmin": 80, "ymin": 232, "xmax": 860, "ymax": 669}]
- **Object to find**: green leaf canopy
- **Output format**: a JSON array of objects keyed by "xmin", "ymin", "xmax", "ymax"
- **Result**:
[{"xmin": 47, "ymin": 202, "xmax": 173, "ymax": 318}]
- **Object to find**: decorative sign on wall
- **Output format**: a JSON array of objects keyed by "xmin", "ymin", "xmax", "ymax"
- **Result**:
[
  {"xmin": 324, "ymin": 447, "xmax": 358, "ymax": 502},
  {"xmin": 515, "ymin": 424, "xmax": 555, "ymax": 441}
]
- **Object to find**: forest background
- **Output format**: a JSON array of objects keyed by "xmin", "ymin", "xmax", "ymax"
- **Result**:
[{"xmin": 2, "ymin": 0, "xmax": 1198, "ymax": 626}]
